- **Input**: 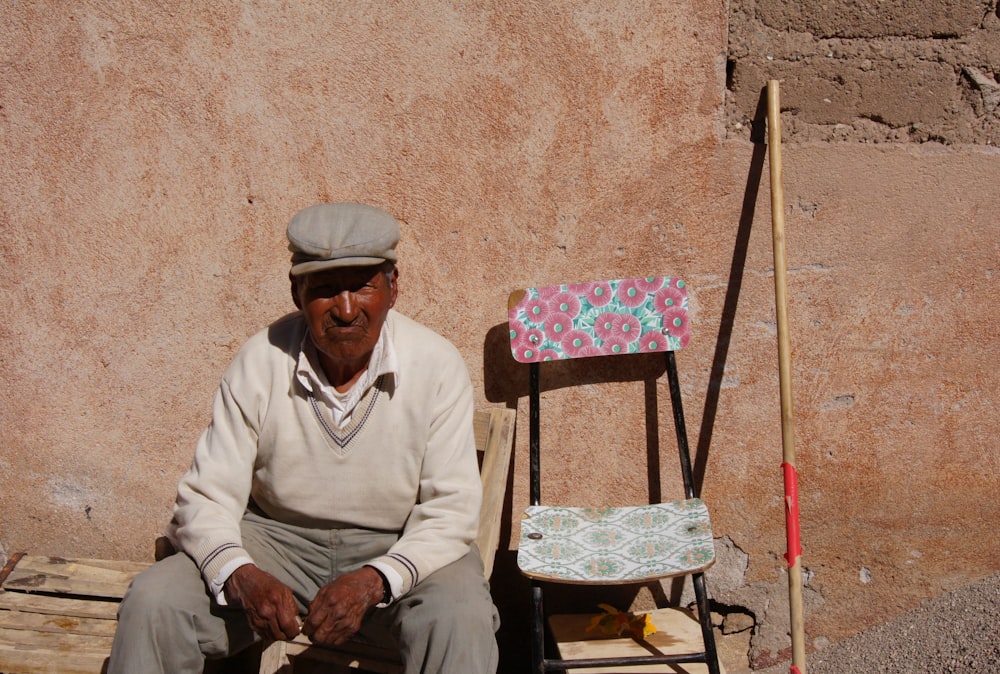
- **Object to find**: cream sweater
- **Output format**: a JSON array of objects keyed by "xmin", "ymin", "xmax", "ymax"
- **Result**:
[{"xmin": 172, "ymin": 310, "xmax": 482, "ymax": 597}]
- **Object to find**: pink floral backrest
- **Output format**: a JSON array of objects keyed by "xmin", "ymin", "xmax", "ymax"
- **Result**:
[{"xmin": 508, "ymin": 277, "xmax": 690, "ymax": 363}]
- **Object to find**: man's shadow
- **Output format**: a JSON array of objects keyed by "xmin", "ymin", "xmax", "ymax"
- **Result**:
[{"xmin": 480, "ymin": 87, "xmax": 770, "ymax": 673}]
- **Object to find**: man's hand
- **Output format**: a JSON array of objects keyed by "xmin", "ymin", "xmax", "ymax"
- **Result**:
[
  {"xmin": 302, "ymin": 566, "xmax": 385, "ymax": 647},
  {"xmin": 224, "ymin": 564, "xmax": 301, "ymax": 642}
]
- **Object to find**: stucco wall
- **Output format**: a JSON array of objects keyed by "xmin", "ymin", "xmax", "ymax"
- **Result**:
[{"xmin": 1, "ymin": 2, "xmax": 997, "ymax": 671}]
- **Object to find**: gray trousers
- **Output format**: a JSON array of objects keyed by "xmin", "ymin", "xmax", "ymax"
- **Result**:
[{"xmin": 109, "ymin": 512, "xmax": 499, "ymax": 674}]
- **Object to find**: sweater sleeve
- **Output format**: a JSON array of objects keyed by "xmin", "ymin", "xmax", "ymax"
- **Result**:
[
  {"xmin": 368, "ymin": 353, "xmax": 482, "ymax": 597},
  {"xmin": 172, "ymin": 376, "xmax": 259, "ymax": 593}
]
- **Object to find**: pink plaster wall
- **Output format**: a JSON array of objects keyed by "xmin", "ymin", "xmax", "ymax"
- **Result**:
[{"xmin": 1, "ymin": 1, "xmax": 997, "ymax": 667}]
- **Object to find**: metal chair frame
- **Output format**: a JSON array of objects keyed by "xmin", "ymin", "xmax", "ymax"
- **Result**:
[{"xmin": 511, "ymin": 277, "xmax": 721, "ymax": 674}]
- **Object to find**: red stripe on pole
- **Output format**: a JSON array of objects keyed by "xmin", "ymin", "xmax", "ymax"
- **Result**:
[{"xmin": 782, "ymin": 462, "xmax": 802, "ymax": 567}]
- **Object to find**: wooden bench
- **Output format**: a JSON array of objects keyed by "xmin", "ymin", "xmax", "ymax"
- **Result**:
[{"xmin": 0, "ymin": 407, "xmax": 516, "ymax": 674}]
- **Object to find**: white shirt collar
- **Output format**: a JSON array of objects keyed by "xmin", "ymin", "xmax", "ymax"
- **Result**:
[{"xmin": 295, "ymin": 314, "xmax": 399, "ymax": 426}]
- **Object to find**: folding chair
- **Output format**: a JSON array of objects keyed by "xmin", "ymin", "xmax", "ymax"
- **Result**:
[{"xmin": 508, "ymin": 276, "xmax": 722, "ymax": 674}]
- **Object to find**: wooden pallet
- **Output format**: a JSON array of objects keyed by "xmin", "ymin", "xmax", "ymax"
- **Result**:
[{"xmin": 0, "ymin": 553, "xmax": 150, "ymax": 674}]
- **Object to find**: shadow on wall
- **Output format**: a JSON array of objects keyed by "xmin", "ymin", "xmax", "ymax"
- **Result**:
[
  {"xmin": 692, "ymin": 86, "xmax": 769, "ymax": 495},
  {"xmin": 483, "ymin": 319, "xmax": 671, "ymax": 498}
]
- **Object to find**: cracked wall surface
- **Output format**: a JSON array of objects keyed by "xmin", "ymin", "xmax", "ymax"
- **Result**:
[
  {"xmin": 727, "ymin": 0, "xmax": 1000, "ymax": 143},
  {"xmin": 683, "ymin": 536, "xmax": 827, "ymax": 670}
]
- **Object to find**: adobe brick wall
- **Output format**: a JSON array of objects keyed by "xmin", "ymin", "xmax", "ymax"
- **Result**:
[{"xmin": 728, "ymin": 0, "xmax": 1000, "ymax": 144}]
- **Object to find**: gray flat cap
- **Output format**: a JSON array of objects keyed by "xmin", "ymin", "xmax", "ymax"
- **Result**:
[{"xmin": 287, "ymin": 203, "xmax": 400, "ymax": 276}]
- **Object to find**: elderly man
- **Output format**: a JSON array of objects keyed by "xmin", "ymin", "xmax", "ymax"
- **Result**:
[{"xmin": 109, "ymin": 203, "xmax": 499, "ymax": 673}]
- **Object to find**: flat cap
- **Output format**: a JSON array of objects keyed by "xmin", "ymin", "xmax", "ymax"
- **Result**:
[{"xmin": 287, "ymin": 203, "xmax": 400, "ymax": 276}]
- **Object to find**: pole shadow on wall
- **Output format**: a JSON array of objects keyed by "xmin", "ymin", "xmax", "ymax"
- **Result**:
[
  {"xmin": 479, "ymin": 86, "xmax": 770, "ymax": 672},
  {"xmin": 659, "ymin": 87, "xmax": 771, "ymax": 605},
  {"xmin": 693, "ymin": 87, "xmax": 770, "ymax": 491}
]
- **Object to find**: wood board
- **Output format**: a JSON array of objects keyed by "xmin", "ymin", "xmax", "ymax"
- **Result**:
[
  {"xmin": 1, "ymin": 556, "xmax": 148, "ymax": 600},
  {"xmin": 548, "ymin": 607, "xmax": 726, "ymax": 674},
  {"xmin": 0, "ymin": 555, "xmax": 149, "ymax": 674}
]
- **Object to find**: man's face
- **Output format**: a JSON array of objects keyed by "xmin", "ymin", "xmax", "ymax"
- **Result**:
[{"xmin": 294, "ymin": 263, "xmax": 398, "ymax": 383}]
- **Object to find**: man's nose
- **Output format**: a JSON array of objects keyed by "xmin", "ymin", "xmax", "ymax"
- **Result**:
[{"xmin": 331, "ymin": 291, "xmax": 358, "ymax": 320}]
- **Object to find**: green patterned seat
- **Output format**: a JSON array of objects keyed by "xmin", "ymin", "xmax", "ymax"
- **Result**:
[{"xmin": 518, "ymin": 500, "xmax": 714, "ymax": 583}]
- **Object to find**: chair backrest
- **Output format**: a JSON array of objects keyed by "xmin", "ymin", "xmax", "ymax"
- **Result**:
[
  {"xmin": 507, "ymin": 277, "xmax": 697, "ymax": 506},
  {"xmin": 473, "ymin": 407, "xmax": 517, "ymax": 579},
  {"xmin": 508, "ymin": 276, "xmax": 689, "ymax": 363}
]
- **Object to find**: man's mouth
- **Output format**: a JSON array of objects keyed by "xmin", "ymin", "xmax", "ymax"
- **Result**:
[{"xmin": 323, "ymin": 319, "xmax": 365, "ymax": 336}]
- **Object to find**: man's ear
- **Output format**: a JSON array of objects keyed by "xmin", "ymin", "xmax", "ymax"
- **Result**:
[
  {"xmin": 388, "ymin": 265, "xmax": 399, "ymax": 308},
  {"xmin": 290, "ymin": 273, "xmax": 302, "ymax": 310}
]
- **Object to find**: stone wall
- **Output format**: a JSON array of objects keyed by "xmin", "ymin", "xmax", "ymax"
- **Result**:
[
  {"xmin": 1, "ymin": 2, "xmax": 997, "ymax": 671},
  {"xmin": 728, "ymin": 0, "xmax": 1000, "ymax": 144}
]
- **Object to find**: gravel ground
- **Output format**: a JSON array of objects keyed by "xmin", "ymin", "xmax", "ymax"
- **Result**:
[{"xmin": 756, "ymin": 573, "xmax": 1000, "ymax": 673}]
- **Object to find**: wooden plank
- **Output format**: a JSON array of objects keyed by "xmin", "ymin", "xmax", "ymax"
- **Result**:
[
  {"xmin": 0, "ymin": 589, "xmax": 121, "ymax": 621},
  {"xmin": 46, "ymin": 558, "xmax": 149, "ymax": 575},
  {"xmin": 0, "ymin": 642, "xmax": 110, "ymax": 674},
  {"xmin": 475, "ymin": 407, "xmax": 516, "ymax": 580},
  {"xmin": 1, "ymin": 556, "xmax": 148, "ymax": 599},
  {"xmin": 473, "ymin": 410, "xmax": 492, "ymax": 453},
  {"xmin": 0, "ymin": 555, "xmax": 128, "ymax": 673},
  {"xmin": 0, "ymin": 608, "xmax": 118, "ymax": 638},
  {"xmin": 281, "ymin": 632, "xmax": 403, "ymax": 673},
  {"xmin": 258, "ymin": 639, "xmax": 292, "ymax": 674},
  {"xmin": 549, "ymin": 608, "xmax": 726, "ymax": 674},
  {"xmin": 3, "ymin": 555, "xmax": 150, "ymax": 584},
  {"xmin": 0, "ymin": 626, "xmax": 113, "ymax": 656}
]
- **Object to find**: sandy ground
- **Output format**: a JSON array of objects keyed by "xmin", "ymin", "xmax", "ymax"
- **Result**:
[{"xmin": 754, "ymin": 573, "xmax": 1000, "ymax": 673}]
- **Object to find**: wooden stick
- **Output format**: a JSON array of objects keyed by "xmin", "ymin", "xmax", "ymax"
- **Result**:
[
  {"xmin": 0, "ymin": 552, "xmax": 26, "ymax": 586},
  {"xmin": 767, "ymin": 79, "xmax": 807, "ymax": 674}
]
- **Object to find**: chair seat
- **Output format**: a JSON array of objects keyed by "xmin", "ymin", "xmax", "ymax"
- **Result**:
[{"xmin": 517, "ymin": 499, "xmax": 715, "ymax": 583}]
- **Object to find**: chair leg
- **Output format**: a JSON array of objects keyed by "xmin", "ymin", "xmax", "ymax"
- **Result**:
[
  {"xmin": 692, "ymin": 572, "xmax": 721, "ymax": 674},
  {"xmin": 530, "ymin": 582, "xmax": 546, "ymax": 674}
]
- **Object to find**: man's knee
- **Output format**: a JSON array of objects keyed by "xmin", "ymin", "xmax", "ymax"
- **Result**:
[
  {"xmin": 118, "ymin": 552, "xmax": 217, "ymax": 636},
  {"xmin": 115, "ymin": 553, "xmax": 247, "ymax": 659},
  {"xmin": 396, "ymin": 548, "xmax": 498, "ymax": 636},
  {"xmin": 390, "ymin": 551, "xmax": 498, "ymax": 673}
]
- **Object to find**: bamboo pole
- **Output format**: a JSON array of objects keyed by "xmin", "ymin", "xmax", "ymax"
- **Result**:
[{"xmin": 766, "ymin": 79, "xmax": 807, "ymax": 674}]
